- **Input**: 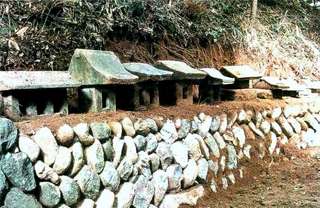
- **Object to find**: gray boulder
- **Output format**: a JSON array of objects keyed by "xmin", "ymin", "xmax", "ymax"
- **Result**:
[
  {"xmin": 183, "ymin": 134, "xmax": 202, "ymax": 161},
  {"xmin": 117, "ymin": 158, "xmax": 133, "ymax": 181},
  {"xmin": 112, "ymin": 137, "xmax": 125, "ymax": 167},
  {"xmin": 226, "ymin": 144, "xmax": 237, "ymax": 170},
  {"xmin": 133, "ymin": 176, "xmax": 155, "ymax": 208},
  {"xmin": 96, "ymin": 189, "xmax": 115, "ymax": 208},
  {"xmin": 121, "ymin": 117, "xmax": 136, "ymax": 137},
  {"xmin": 204, "ymin": 133, "xmax": 220, "ymax": 158},
  {"xmin": 59, "ymin": 176, "xmax": 80, "ymax": 206},
  {"xmin": 102, "ymin": 139, "xmax": 114, "ymax": 161},
  {"xmin": 35, "ymin": 161, "xmax": 60, "ymax": 184},
  {"xmin": 99, "ymin": 161, "xmax": 120, "ymax": 191},
  {"xmin": 197, "ymin": 158, "xmax": 208, "ymax": 182},
  {"xmin": 1, "ymin": 152, "xmax": 36, "ymax": 191},
  {"xmin": 156, "ymin": 142, "xmax": 173, "ymax": 170},
  {"xmin": 0, "ymin": 117, "xmax": 18, "ymax": 154},
  {"xmin": 124, "ymin": 136, "xmax": 138, "ymax": 164},
  {"xmin": 73, "ymin": 123, "xmax": 94, "ymax": 146},
  {"xmin": 145, "ymin": 133, "xmax": 158, "ymax": 153},
  {"xmin": 134, "ymin": 119, "xmax": 151, "ymax": 135},
  {"xmin": 177, "ymin": 119, "xmax": 191, "ymax": 139},
  {"xmin": 90, "ymin": 122, "xmax": 111, "ymax": 141},
  {"xmin": 210, "ymin": 115, "xmax": 220, "ymax": 132},
  {"xmin": 219, "ymin": 114, "xmax": 228, "ymax": 133},
  {"xmin": 271, "ymin": 121, "xmax": 282, "ymax": 136},
  {"xmin": 0, "ymin": 169, "xmax": 8, "ymax": 201},
  {"xmin": 116, "ymin": 182, "xmax": 135, "ymax": 208},
  {"xmin": 39, "ymin": 182, "xmax": 61, "ymax": 207},
  {"xmin": 4, "ymin": 188, "xmax": 42, "ymax": 208},
  {"xmin": 149, "ymin": 153, "xmax": 160, "ymax": 173},
  {"xmin": 84, "ymin": 139, "xmax": 105, "ymax": 173},
  {"xmin": 182, "ymin": 159, "xmax": 198, "ymax": 188},
  {"xmin": 198, "ymin": 116, "xmax": 212, "ymax": 137},
  {"xmin": 69, "ymin": 142, "xmax": 85, "ymax": 177},
  {"xmin": 109, "ymin": 121, "xmax": 122, "ymax": 138},
  {"xmin": 133, "ymin": 135, "xmax": 147, "ymax": 151},
  {"xmin": 56, "ymin": 124, "xmax": 74, "ymax": 146},
  {"xmin": 53, "ymin": 146, "xmax": 72, "ymax": 175},
  {"xmin": 166, "ymin": 164, "xmax": 183, "ymax": 191},
  {"xmin": 145, "ymin": 118, "xmax": 158, "ymax": 133},
  {"xmin": 152, "ymin": 170, "xmax": 168, "ymax": 206},
  {"xmin": 74, "ymin": 166, "xmax": 100, "ymax": 200},
  {"xmin": 18, "ymin": 135, "xmax": 40, "ymax": 162},
  {"xmin": 160, "ymin": 120, "xmax": 178, "ymax": 144},
  {"xmin": 170, "ymin": 141, "xmax": 189, "ymax": 168}
]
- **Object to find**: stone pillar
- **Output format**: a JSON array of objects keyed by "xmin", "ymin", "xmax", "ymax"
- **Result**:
[
  {"xmin": 151, "ymin": 86, "xmax": 160, "ymax": 107},
  {"xmin": 185, "ymin": 84, "xmax": 193, "ymax": 105},
  {"xmin": 59, "ymin": 100, "xmax": 69, "ymax": 115},
  {"xmin": 141, "ymin": 89, "xmax": 151, "ymax": 107},
  {"xmin": 43, "ymin": 100, "xmax": 54, "ymax": 115},
  {"xmin": 3, "ymin": 95, "xmax": 21, "ymax": 120},
  {"xmin": 81, "ymin": 88, "xmax": 103, "ymax": 113},
  {"xmin": 176, "ymin": 82, "xmax": 193, "ymax": 105},
  {"xmin": 25, "ymin": 102, "xmax": 38, "ymax": 117},
  {"xmin": 133, "ymin": 85, "xmax": 141, "ymax": 110},
  {"xmin": 175, "ymin": 82, "xmax": 184, "ymax": 105},
  {"xmin": 104, "ymin": 90, "xmax": 116, "ymax": 112}
]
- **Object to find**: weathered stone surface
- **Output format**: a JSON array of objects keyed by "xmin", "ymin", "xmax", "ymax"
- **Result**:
[
  {"xmin": 166, "ymin": 164, "xmax": 183, "ymax": 191},
  {"xmin": 227, "ymin": 172, "xmax": 236, "ymax": 184},
  {"xmin": 116, "ymin": 182, "xmax": 135, "ymax": 208},
  {"xmin": 269, "ymin": 132, "xmax": 277, "ymax": 155},
  {"xmin": 74, "ymin": 166, "xmax": 100, "ymax": 200},
  {"xmin": 159, "ymin": 185, "xmax": 204, "ymax": 208},
  {"xmin": 156, "ymin": 142, "xmax": 173, "ymax": 170},
  {"xmin": 35, "ymin": 161, "xmax": 60, "ymax": 184},
  {"xmin": 117, "ymin": 158, "xmax": 133, "ymax": 181},
  {"xmin": 232, "ymin": 126, "xmax": 246, "ymax": 148},
  {"xmin": 304, "ymin": 113, "xmax": 320, "ymax": 131},
  {"xmin": 160, "ymin": 120, "xmax": 178, "ymax": 144},
  {"xmin": 144, "ymin": 118, "xmax": 158, "ymax": 133},
  {"xmin": 283, "ymin": 106, "xmax": 299, "ymax": 118},
  {"xmin": 248, "ymin": 122, "xmax": 265, "ymax": 139},
  {"xmin": 152, "ymin": 170, "xmax": 168, "ymax": 206},
  {"xmin": 213, "ymin": 132, "xmax": 226, "ymax": 149},
  {"xmin": 220, "ymin": 155, "xmax": 226, "ymax": 172},
  {"xmin": 287, "ymin": 117, "xmax": 301, "ymax": 134},
  {"xmin": 208, "ymin": 160, "xmax": 219, "ymax": 176},
  {"xmin": 271, "ymin": 107, "xmax": 282, "ymax": 119},
  {"xmin": 226, "ymin": 144, "xmax": 237, "ymax": 170},
  {"xmin": 210, "ymin": 115, "xmax": 220, "ymax": 132},
  {"xmin": 219, "ymin": 114, "xmax": 228, "ymax": 133},
  {"xmin": 59, "ymin": 176, "xmax": 80, "ymax": 206},
  {"xmin": 210, "ymin": 178, "xmax": 218, "ymax": 193},
  {"xmin": 149, "ymin": 153, "xmax": 160, "ymax": 173},
  {"xmin": 1, "ymin": 152, "xmax": 36, "ymax": 191},
  {"xmin": 0, "ymin": 169, "xmax": 8, "ymax": 201},
  {"xmin": 18, "ymin": 135, "xmax": 40, "ymax": 162},
  {"xmin": 43, "ymin": 100, "xmax": 54, "ymax": 115},
  {"xmin": 134, "ymin": 119, "xmax": 151, "ymax": 135},
  {"xmin": 133, "ymin": 135, "xmax": 147, "ymax": 151},
  {"xmin": 56, "ymin": 124, "xmax": 74, "ymax": 145},
  {"xmin": 260, "ymin": 120, "xmax": 271, "ymax": 135},
  {"xmin": 183, "ymin": 159, "xmax": 198, "ymax": 188},
  {"xmin": 33, "ymin": 127, "xmax": 58, "ymax": 165},
  {"xmin": 100, "ymin": 161, "xmax": 120, "ymax": 191},
  {"xmin": 221, "ymin": 176, "xmax": 228, "ymax": 190},
  {"xmin": 96, "ymin": 189, "xmax": 115, "ymax": 208},
  {"xmin": 102, "ymin": 140, "xmax": 114, "ymax": 161},
  {"xmin": 227, "ymin": 112, "xmax": 238, "ymax": 129},
  {"xmin": 90, "ymin": 122, "xmax": 111, "ymax": 141},
  {"xmin": 183, "ymin": 134, "xmax": 202, "ymax": 161},
  {"xmin": 85, "ymin": 139, "xmax": 105, "ymax": 173},
  {"xmin": 39, "ymin": 182, "xmax": 61, "ymax": 207},
  {"xmin": 73, "ymin": 123, "xmax": 94, "ymax": 146},
  {"xmin": 223, "ymin": 130, "xmax": 237, "ymax": 145},
  {"xmin": 171, "ymin": 141, "xmax": 189, "ymax": 168},
  {"xmin": 302, "ymin": 129, "xmax": 320, "ymax": 147},
  {"xmin": 145, "ymin": 133, "xmax": 158, "ymax": 153},
  {"xmin": 178, "ymin": 119, "xmax": 191, "ymax": 139},
  {"xmin": 76, "ymin": 199, "xmax": 95, "ymax": 208},
  {"xmin": 121, "ymin": 117, "xmax": 136, "ymax": 137},
  {"xmin": 69, "ymin": 142, "xmax": 85, "ymax": 176},
  {"xmin": 296, "ymin": 117, "xmax": 309, "ymax": 131},
  {"xmin": 133, "ymin": 176, "xmax": 155, "ymax": 208},
  {"xmin": 271, "ymin": 121, "xmax": 282, "ymax": 136},
  {"xmin": 113, "ymin": 137, "xmax": 125, "ymax": 167},
  {"xmin": 53, "ymin": 146, "xmax": 72, "ymax": 175},
  {"xmin": 237, "ymin": 110, "xmax": 248, "ymax": 124},
  {"xmin": 69, "ymin": 49, "xmax": 138, "ymax": 85},
  {"xmin": 109, "ymin": 121, "xmax": 122, "ymax": 138},
  {"xmin": 0, "ymin": 117, "xmax": 18, "ymax": 154},
  {"xmin": 194, "ymin": 134, "xmax": 210, "ymax": 159},
  {"xmin": 278, "ymin": 116, "xmax": 294, "ymax": 138},
  {"xmin": 198, "ymin": 116, "xmax": 212, "ymax": 137},
  {"xmin": 4, "ymin": 188, "xmax": 42, "ymax": 208},
  {"xmin": 254, "ymin": 112, "xmax": 263, "ymax": 128},
  {"xmin": 197, "ymin": 158, "xmax": 208, "ymax": 182},
  {"xmin": 243, "ymin": 144, "xmax": 252, "ymax": 159},
  {"xmin": 190, "ymin": 120, "xmax": 199, "ymax": 133},
  {"xmin": 123, "ymin": 137, "xmax": 138, "ymax": 165},
  {"xmin": 204, "ymin": 133, "xmax": 220, "ymax": 158}
]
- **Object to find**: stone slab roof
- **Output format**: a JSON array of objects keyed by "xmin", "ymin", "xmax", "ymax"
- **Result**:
[
  {"xmin": 221, "ymin": 65, "xmax": 262, "ymax": 80},
  {"xmin": 123, "ymin": 63, "xmax": 173, "ymax": 82},
  {"xmin": 68, "ymin": 49, "xmax": 138, "ymax": 85},
  {"xmin": 0, "ymin": 71, "xmax": 80, "ymax": 92},
  {"xmin": 155, "ymin": 60, "xmax": 206, "ymax": 80},
  {"xmin": 262, "ymin": 76, "xmax": 308, "ymax": 91},
  {"xmin": 199, "ymin": 68, "xmax": 235, "ymax": 85}
]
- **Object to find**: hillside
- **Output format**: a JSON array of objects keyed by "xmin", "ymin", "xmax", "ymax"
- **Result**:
[{"xmin": 1, "ymin": 0, "xmax": 320, "ymax": 80}]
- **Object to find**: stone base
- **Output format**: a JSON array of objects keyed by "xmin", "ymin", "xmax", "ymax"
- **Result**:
[
  {"xmin": 3, "ymin": 95, "xmax": 21, "ymax": 120},
  {"xmin": 80, "ymin": 87, "xmax": 116, "ymax": 112}
]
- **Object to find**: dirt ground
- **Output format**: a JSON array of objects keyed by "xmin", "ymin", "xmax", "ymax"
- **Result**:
[
  {"xmin": 186, "ymin": 148, "xmax": 320, "ymax": 208},
  {"xmin": 16, "ymin": 99, "xmax": 286, "ymax": 134}
]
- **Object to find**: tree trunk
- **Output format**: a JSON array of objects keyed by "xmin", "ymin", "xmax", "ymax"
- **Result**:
[{"xmin": 251, "ymin": 0, "xmax": 258, "ymax": 21}]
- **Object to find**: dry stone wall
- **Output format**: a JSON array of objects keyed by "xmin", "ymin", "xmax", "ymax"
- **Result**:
[{"xmin": 1, "ymin": 101, "xmax": 320, "ymax": 208}]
